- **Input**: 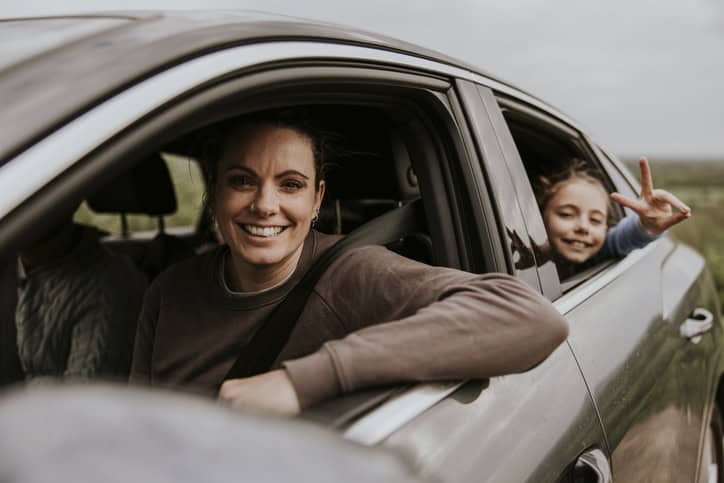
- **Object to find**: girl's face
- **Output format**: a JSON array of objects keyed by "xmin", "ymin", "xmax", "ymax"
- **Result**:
[
  {"xmin": 543, "ymin": 179, "xmax": 609, "ymax": 264},
  {"xmin": 213, "ymin": 124, "xmax": 325, "ymax": 272}
]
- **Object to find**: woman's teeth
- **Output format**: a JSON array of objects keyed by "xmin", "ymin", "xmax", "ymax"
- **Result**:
[{"xmin": 242, "ymin": 225, "xmax": 285, "ymax": 237}]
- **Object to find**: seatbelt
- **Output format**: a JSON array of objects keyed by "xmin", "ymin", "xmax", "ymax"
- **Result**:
[{"xmin": 223, "ymin": 198, "xmax": 425, "ymax": 382}]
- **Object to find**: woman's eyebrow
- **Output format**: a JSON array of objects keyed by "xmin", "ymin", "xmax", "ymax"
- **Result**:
[
  {"xmin": 275, "ymin": 170, "xmax": 309, "ymax": 180},
  {"xmin": 224, "ymin": 165, "xmax": 256, "ymax": 175}
]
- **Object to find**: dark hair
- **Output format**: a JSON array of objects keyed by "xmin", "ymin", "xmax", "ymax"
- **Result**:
[
  {"xmin": 197, "ymin": 108, "xmax": 329, "ymax": 218},
  {"xmin": 535, "ymin": 158, "xmax": 613, "ymax": 222}
]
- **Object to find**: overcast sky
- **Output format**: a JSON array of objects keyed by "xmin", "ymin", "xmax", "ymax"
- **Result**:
[{"xmin": 4, "ymin": 0, "xmax": 724, "ymax": 160}]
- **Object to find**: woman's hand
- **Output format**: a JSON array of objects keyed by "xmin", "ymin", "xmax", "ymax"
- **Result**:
[
  {"xmin": 218, "ymin": 369, "xmax": 301, "ymax": 416},
  {"xmin": 610, "ymin": 157, "xmax": 691, "ymax": 235}
]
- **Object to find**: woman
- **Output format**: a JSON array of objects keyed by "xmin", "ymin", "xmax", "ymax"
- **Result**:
[{"xmin": 130, "ymin": 109, "xmax": 568, "ymax": 415}]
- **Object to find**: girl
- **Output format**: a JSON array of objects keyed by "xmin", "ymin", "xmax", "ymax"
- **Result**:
[{"xmin": 537, "ymin": 157, "xmax": 690, "ymax": 277}]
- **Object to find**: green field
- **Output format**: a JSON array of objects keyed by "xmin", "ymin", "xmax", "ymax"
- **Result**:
[{"xmin": 625, "ymin": 160, "xmax": 724, "ymax": 310}]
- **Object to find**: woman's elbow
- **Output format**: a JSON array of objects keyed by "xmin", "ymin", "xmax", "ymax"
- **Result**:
[{"xmin": 521, "ymin": 306, "xmax": 569, "ymax": 371}]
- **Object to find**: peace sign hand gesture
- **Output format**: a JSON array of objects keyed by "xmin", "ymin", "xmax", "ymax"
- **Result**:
[{"xmin": 610, "ymin": 157, "xmax": 691, "ymax": 235}]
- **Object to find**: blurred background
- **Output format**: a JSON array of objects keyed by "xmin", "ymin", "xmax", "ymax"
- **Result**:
[{"xmin": 4, "ymin": 0, "xmax": 723, "ymax": 305}]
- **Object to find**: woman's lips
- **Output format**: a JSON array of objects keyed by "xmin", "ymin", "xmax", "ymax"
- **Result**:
[{"xmin": 240, "ymin": 224, "xmax": 288, "ymax": 238}]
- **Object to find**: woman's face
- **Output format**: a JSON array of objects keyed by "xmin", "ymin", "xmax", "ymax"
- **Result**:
[
  {"xmin": 543, "ymin": 179, "xmax": 609, "ymax": 264},
  {"xmin": 213, "ymin": 124, "xmax": 325, "ymax": 271}
]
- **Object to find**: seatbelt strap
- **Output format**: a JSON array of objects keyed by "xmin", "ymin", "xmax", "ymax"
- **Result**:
[{"xmin": 222, "ymin": 198, "xmax": 425, "ymax": 382}]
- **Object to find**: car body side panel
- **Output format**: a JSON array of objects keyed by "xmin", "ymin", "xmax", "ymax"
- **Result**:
[
  {"xmin": 563, "ymin": 237, "xmax": 709, "ymax": 482},
  {"xmin": 588, "ymin": 138, "xmax": 723, "ymax": 481},
  {"xmin": 382, "ymin": 345, "xmax": 603, "ymax": 483},
  {"xmin": 660, "ymin": 242, "xmax": 723, "ymax": 482}
]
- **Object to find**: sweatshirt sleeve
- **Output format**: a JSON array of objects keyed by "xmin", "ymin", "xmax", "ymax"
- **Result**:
[
  {"xmin": 283, "ymin": 246, "xmax": 569, "ymax": 409},
  {"xmin": 597, "ymin": 214, "xmax": 660, "ymax": 260}
]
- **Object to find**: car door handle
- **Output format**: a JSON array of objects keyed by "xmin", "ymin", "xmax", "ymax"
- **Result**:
[
  {"xmin": 679, "ymin": 308, "xmax": 714, "ymax": 343},
  {"xmin": 572, "ymin": 448, "xmax": 611, "ymax": 483}
]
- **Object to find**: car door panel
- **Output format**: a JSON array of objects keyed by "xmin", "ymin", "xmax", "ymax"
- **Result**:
[
  {"xmin": 593, "ymin": 146, "xmax": 722, "ymax": 482},
  {"xmin": 382, "ymin": 344, "xmax": 604, "ymax": 483},
  {"xmin": 463, "ymin": 87, "xmax": 724, "ymax": 481},
  {"xmin": 561, "ymin": 237, "xmax": 710, "ymax": 482}
]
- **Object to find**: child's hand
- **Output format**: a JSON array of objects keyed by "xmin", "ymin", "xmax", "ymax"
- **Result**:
[{"xmin": 610, "ymin": 157, "xmax": 691, "ymax": 235}]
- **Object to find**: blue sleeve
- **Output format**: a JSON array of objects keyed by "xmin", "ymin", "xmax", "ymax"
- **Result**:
[{"xmin": 596, "ymin": 214, "xmax": 660, "ymax": 260}]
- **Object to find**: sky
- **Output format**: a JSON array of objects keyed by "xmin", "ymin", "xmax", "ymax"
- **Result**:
[{"xmin": 4, "ymin": 0, "xmax": 724, "ymax": 160}]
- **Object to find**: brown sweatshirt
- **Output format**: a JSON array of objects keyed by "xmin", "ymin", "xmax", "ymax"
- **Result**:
[{"xmin": 130, "ymin": 230, "xmax": 568, "ymax": 409}]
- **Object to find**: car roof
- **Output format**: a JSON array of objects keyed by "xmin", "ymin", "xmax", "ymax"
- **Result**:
[{"xmin": 0, "ymin": 10, "xmax": 545, "ymax": 161}]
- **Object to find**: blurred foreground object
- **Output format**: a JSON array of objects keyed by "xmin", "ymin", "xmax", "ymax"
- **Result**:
[{"xmin": 0, "ymin": 384, "xmax": 425, "ymax": 483}]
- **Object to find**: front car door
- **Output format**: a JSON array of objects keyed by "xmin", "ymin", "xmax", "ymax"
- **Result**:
[{"xmin": 0, "ymin": 21, "xmax": 600, "ymax": 483}]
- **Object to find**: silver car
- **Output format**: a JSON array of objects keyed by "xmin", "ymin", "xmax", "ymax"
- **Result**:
[{"xmin": 0, "ymin": 11, "xmax": 721, "ymax": 483}]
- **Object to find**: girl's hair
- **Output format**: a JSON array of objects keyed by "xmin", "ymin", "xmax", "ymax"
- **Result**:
[
  {"xmin": 195, "ymin": 108, "xmax": 330, "ymax": 218},
  {"xmin": 535, "ymin": 158, "xmax": 613, "ymax": 222}
]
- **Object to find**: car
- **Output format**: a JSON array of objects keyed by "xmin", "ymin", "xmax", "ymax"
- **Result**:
[{"xmin": 0, "ymin": 10, "xmax": 722, "ymax": 483}]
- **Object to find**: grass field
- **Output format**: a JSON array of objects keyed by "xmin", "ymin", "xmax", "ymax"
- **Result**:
[{"xmin": 624, "ymin": 160, "xmax": 724, "ymax": 310}]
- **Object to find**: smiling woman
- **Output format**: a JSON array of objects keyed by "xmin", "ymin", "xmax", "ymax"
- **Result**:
[
  {"xmin": 128, "ymin": 107, "xmax": 569, "ymax": 415},
  {"xmin": 212, "ymin": 119, "xmax": 326, "ymax": 292}
]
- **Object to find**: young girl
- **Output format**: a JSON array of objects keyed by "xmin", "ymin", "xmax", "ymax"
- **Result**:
[{"xmin": 531, "ymin": 157, "xmax": 690, "ymax": 277}]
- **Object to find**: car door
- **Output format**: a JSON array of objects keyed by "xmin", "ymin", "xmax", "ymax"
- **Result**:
[
  {"xmin": 362, "ymin": 80, "xmax": 608, "ymax": 483},
  {"xmin": 592, "ymin": 145, "xmax": 724, "ymax": 482},
  {"xmin": 483, "ymin": 90, "xmax": 721, "ymax": 482}
]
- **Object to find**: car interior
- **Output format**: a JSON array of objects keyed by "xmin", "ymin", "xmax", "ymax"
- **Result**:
[
  {"xmin": 0, "ymin": 102, "xmax": 447, "ymax": 401},
  {"xmin": 81, "ymin": 105, "xmax": 432, "ymax": 275}
]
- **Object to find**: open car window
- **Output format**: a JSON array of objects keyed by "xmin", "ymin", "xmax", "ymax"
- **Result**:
[
  {"xmin": 0, "ymin": 60, "xmax": 489, "ymax": 432},
  {"xmin": 497, "ymin": 99, "xmax": 625, "ymax": 289}
]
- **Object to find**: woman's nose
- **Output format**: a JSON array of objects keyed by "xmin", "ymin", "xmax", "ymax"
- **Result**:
[{"xmin": 251, "ymin": 186, "xmax": 278, "ymax": 216}]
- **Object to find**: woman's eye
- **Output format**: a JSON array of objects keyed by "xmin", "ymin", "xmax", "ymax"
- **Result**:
[
  {"xmin": 590, "ymin": 218, "xmax": 604, "ymax": 226},
  {"xmin": 281, "ymin": 179, "xmax": 304, "ymax": 191},
  {"xmin": 557, "ymin": 211, "xmax": 573, "ymax": 219},
  {"xmin": 228, "ymin": 175, "xmax": 255, "ymax": 188}
]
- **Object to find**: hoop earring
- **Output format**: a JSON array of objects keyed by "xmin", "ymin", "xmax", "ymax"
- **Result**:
[{"xmin": 311, "ymin": 209, "xmax": 319, "ymax": 227}]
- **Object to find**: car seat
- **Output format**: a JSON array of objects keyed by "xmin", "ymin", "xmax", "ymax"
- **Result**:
[
  {"xmin": 317, "ymin": 130, "xmax": 432, "ymax": 265},
  {"xmin": 87, "ymin": 154, "xmax": 195, "ymax": 280}
]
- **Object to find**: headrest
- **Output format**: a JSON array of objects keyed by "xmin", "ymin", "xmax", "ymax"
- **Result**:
[
  {"xmin": 324, "ymin": 132, "xmax": 419, "ymax": 202},
  {"xmin": 87, "ymin": 154, "xmax": 177, "ymax": 216}
]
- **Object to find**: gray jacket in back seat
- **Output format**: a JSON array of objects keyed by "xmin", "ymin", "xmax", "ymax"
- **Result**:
[{"xmin": 16, "ymin": 224, "xmax": 147, "ymax": 380}]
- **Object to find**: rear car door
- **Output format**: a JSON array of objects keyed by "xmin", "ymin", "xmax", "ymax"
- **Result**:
[
  {"xmin": 485, "ymin": 90, "xmax": 723, "ymax": 482},
  {"xmin": 593, "ymin": 145, "xmax": 723, "ymax": 482}
]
